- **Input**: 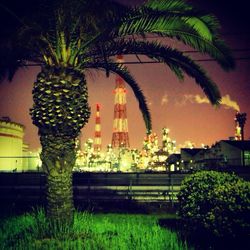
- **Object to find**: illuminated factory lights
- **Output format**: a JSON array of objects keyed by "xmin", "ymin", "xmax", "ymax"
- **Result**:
[
  {"xmin": 77, "ymin": 127, "xmax": 178, "ymax": 172},
  {"xmin": 1, "ymin": 112, "xmax": 248, "ymax": 172}
]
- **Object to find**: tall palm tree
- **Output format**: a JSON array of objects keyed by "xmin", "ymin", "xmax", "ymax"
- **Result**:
[{"xmin": 0, "ymin": 0, "xmax": 234, "ymax": 224}]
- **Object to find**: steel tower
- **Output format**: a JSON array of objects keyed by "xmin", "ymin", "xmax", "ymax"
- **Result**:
[
  {"xmin": 111, "ymin": 55, "xmax": 130, "ymax": 148},
  {"xmin": 94, "ymin": 103, "xmax": 102, "ymax": 152}
]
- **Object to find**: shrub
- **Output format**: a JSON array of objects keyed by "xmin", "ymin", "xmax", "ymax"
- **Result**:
[{"xmin": 177, "ymin": 170, "xmax": 250, "ymax": 238}]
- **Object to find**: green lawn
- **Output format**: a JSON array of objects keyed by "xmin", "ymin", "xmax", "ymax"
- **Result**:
[{"xmin": 0, "ymin": 209, "xmax": 190, "ymax": 250}]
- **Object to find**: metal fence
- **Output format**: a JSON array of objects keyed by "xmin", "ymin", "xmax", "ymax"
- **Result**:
[
  {"xmin": 1, "ymin": 171, "xmax": 249, "ymax": 211},
  {"xmin": 0, "ymin": 172, "xmax": 187, "ymax": 207}
]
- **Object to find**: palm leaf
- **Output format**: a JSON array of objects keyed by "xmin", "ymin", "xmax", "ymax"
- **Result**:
[
  {"xmin": 87, "ymin": 39, "xmax": 221, "ymax": 104},
  {"xmin": 88, "ymin": 1, "xmax": 233, "ymax": 71},
  {"xmin": 145, "ymin": 0, "xmax": 220, "ymax": 33}
]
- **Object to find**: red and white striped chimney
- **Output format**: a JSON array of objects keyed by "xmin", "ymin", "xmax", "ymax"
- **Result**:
[{"xmin": 111, "ymin": 55, "xmax": 130, "ymax": 148}]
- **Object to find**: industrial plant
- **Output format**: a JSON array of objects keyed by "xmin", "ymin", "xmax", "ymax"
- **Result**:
[
  {"xmin": 1, "ymin": 101, "xmax": 249, "ymax": 173},
  {"xmin": 0, "ymin": 56, "xmax": 249, "ymax": 173}
]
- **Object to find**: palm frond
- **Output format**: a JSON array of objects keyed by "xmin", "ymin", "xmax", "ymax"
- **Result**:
[
  {"xmin": 145, "ymin": 0, "xmax": 220, "ymax": 33},
  {"xmin": 93, "ymin": 2, "xmax": 234, "ymax": 71},
  {"xmin": 86, "ymin": 39, "xmax": 221, "ymax": 104},
  {"xmin": 144, "ymin": 41, "xmax": 222, "ymax": 104}
]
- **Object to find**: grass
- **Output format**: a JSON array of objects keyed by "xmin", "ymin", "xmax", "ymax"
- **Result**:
[{"xmin": 0, "ymin": 209, "xmax": 190, "ymax": 250}]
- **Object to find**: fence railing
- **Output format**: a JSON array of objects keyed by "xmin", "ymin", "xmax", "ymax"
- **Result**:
[
  {"xmin": 1, "ymin": 171, "xmax": 249, "ymax": 209},
  {"xmin": 0, "ymin": 172, "xmax": 187, "ymax": 206}
]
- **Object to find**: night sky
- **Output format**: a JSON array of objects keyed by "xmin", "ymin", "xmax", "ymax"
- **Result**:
[{"xmin": 0, "ymin": 0, "xmax": 249, "ymax": 151}]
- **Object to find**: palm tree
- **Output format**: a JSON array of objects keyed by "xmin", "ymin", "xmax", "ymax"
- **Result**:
[{"xmin": 0, "ymin": 0, "xmax": 234, "ymax": 224}]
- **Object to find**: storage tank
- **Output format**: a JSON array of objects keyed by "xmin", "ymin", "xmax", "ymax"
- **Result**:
[
  {"xmin": 22, "ymin": 143, "xmax": 29, "ymax": 171},
  {"xmin": 0, "ymin": 117, "xmax": 24, "ymax": 171}
]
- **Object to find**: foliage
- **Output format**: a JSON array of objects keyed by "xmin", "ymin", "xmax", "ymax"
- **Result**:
[
  {"xmin": 177, "ymin": 170, "xmax": 250, "ymax": 238},
  {"xmin": 0, "ymin": 209, "xmax": 190, "ymax": 250}
]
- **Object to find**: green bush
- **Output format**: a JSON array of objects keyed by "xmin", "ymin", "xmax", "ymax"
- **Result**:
[{"xmin": 177, "ymin": 170, "xmax": 250, "ymax": 237}]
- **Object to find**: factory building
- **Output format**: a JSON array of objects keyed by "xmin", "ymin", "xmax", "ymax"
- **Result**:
[
  {"xmin": 167, "ymin": 112, "xmax": 250, "ymax": 171},
  {"xmin": 207, "ymin": 140, "xmax": 250, "ymax": 167}
]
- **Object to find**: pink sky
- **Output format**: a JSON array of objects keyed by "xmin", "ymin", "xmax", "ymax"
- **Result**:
[{"xmin": 0, "ymin": 0, "xmax": 249, "ymax": 151}]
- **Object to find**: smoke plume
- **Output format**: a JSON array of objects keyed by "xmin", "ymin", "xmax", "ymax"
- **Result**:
[
  {"xmin": 176, "ymin": 94, "xmax": 240, "ymax": 111},
  {"xmin": 220, "ymin": 95, "xmax": 240, "ymax": 111}
]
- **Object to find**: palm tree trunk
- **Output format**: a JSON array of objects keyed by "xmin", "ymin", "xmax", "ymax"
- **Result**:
[
  {"xmin": 47, "ymin": 166, "xmax": 74, "ymax": 222},
  {"xmin": 40, "ymin": 134, "xmax": 76, "ymax": 224},
  {"xmin": 47, "ymin": 165, "xmax": 74, "ymax": 224}
]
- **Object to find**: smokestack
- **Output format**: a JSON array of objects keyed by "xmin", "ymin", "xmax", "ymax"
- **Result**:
[{"xmin": 235, "ymin": 112, "xmax": 247, "ymax": 141}]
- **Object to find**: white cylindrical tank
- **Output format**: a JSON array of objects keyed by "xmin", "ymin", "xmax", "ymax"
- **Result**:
[
  {"xmin": 22, "ymin": 143, "xmax": 29, "ymax": 171},
  {"xmin": 0, "ymin": 118, "xmax": 24, "ymax": 172}
]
